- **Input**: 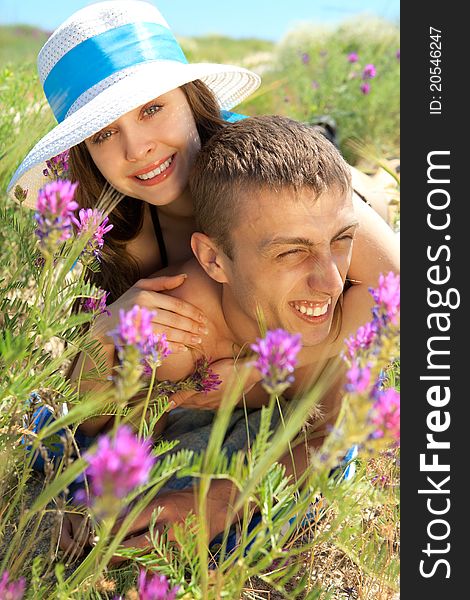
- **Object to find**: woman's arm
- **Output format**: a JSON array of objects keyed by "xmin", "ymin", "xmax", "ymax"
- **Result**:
[
  {"xmin": 342, "ymin": 193, "xmax": 400, "ymax": 334},
  {"xmin": 70, "ymin": 274, "xmax": 209, "ymax": 436}
]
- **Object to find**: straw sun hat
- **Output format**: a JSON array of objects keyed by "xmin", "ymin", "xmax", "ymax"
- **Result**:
[{"xmin": 8, "ymin": 0, "xmax": 261, "ymax": 207}]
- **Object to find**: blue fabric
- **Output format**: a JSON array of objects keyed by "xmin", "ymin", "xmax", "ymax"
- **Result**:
[
  {"xmin": 220, "ymin": 110, "xmax": 248, "ymax": 123},
  {"xmin": 44, "ymin": 22, "xmax": 187, "ymax": 122},
  {"xmin": 23, "ymin": 405, "xmax": 94, "ymax": 471}
]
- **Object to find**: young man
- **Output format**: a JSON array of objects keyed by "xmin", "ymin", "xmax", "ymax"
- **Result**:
[
  {"xmin": 156, "ymin": 115, "xmax": 359, "ymax": 405},
  {"xmin": 62, "ymin": 116, "xmax": 399, "ymax": 555}
]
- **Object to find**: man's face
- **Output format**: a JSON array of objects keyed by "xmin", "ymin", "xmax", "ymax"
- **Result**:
[{"xmin": 225, "ymin": 185, "xmax": 357, "ymax": 347}]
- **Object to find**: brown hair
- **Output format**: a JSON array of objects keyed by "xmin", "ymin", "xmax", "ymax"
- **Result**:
[
  {"xmin": 190, "ymin": 115, "xmax": 352, "ymax": 258},
  {"xmin": 68, "ymin": 79, "xmax": 226, "ymax": 303}
]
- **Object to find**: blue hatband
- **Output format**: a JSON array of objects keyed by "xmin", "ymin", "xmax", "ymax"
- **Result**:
[{"xmin": 44, "ymin": 22, "xmax": 188, "ymax": 123}]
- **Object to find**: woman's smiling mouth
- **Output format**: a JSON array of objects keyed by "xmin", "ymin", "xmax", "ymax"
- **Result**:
[{"xmin": 130, "ymin": 153, "xmax": 176, "ymax": 186}]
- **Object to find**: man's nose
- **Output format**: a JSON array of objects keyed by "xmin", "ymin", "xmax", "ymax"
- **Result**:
[{"xmin": 307, "ymin": 253, "xmax": 344, "ymax": 298}]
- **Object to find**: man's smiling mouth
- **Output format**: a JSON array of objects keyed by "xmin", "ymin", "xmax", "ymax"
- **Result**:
[{"xmin": 289, "ymin": 298, "xmax": 331, "ymax": 317}]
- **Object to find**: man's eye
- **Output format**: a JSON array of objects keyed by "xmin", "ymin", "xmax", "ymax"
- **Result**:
[
  {"xmin": 335, "ymin": 234, "xmax": 354, "ymax": 243},
  {"xmin": 277, "ymin": 249, "xmax": 302, "ymax": 259}
]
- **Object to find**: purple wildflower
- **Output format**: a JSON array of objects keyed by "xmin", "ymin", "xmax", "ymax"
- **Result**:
[
  {"xmin": 43, "ymin": 150, "xmax": 69, "ymax": 180},
  {"xmin": 396, "ymin": 49, "xmax": 400, "ymax": 60},
  {"xmin": 370, "ymin": 272, "xmax": 400, "ymax": 325},
  {"xmin": 84, "ymin": 425, "xmax": 155, "ymax": 499},
  {"xmin": 346, "ymin": 321, "xmax": 378, "ymax": 358},
  {"xmin": 82, "ymin": 290, "xmax": 110, "ymax": 316},
  {"xmin": 360, "ymin": 82, "xmax": 371, "ymax": 95},
  {"xmin": 301, "ymin": 52, "xmax": 310, "ymax": 65},
  {"xmin": 251, "ymin": 329, "xmax": 302, "ymax": 395},
  {"xmin": 370, "ymin": 388, "xmax": 400, "ymax": 441},
  {"xmin": 345, "ymin": 361, "xmax": 372, "ymax": 393},
  {"xmin": 347, "ymin": 52, "xmax": 359, "ymax": 63},
  {"xmin": 362, "ymin": 63, "xmax": 376, "ymax": 79},
  {"xmin": 371, "ymin": 474, "xmax": 390, "ymax": 487},
  {"xmin": 192, "ymin": 357, "xmax": 222, "ymax": 394},
  {"xmin": 311, "ymin": 80, "xmax": 320, "ymax": 89},
  {"xmin": 73, "ymin": 208, "xmax": 113, "ymax": 261},
  {"xmin": 109, "ymin": 305, "xmax": 171, "ymax": 372},
  {"xmin": 0, "ymin": 571, "xmax": 26, "ymax": 600},
  {"xmin": 138, "ymin": 570, "xmax": 179, "ymax": 600},
  {"xmin": 34, "ymin": 180, "xmax": 79, "ymax": 250}
]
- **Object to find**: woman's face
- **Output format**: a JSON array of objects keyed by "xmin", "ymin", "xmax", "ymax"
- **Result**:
[{"xmin": 85, "ymin": 88, "xmax": 201, "ymax": 207}]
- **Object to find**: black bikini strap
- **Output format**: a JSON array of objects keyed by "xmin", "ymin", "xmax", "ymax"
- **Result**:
[{"xmin": 149, "ymin": 204, "xmax": 168, "ymax": 268}]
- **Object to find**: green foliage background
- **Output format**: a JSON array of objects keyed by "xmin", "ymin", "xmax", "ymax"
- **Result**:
[{"xmin": 0, "ymin": 18, "xmax": 400, "ymax": 599}]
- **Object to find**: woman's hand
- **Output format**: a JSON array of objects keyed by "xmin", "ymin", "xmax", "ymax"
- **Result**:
[
  {"xmin": 59, "ymin": 510, "xmax": 92, "ymax": 560},
  {"xmin": 167, "ymin": 357, "xmax": 263, "ymax": 411},
  {"xmin": 109, "ymin": 480, "xmax": 239, "ymax": 565},
  {"xmin": 91, "ymin": 273, "xmax": 209, "ymax": 353}
]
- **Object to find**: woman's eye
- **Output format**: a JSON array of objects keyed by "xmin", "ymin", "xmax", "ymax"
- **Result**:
[
  {"xmin": 92, "ymin": 130, "xmax": 114, "ymax": 144},
  {"xmin": 143, "ymin": 104, "xmax": 162, "ymax": 117}
]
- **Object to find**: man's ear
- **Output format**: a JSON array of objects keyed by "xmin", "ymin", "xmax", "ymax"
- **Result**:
[{"xmin": 191, "ymin": 232, "xmax": 231, "ymax": 284}]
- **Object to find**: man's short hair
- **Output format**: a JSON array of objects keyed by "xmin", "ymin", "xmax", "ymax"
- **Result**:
[{"xmin": 190, "ymin": 115, "xmax": 352, "ymax": 257}]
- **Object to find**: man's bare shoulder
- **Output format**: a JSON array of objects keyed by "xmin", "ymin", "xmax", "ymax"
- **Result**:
[{"xmin": 152, "ymin": 258, "xmax": 220, "ymax": 311}]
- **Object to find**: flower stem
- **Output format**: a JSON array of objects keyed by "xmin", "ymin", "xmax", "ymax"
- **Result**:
[{"xmin": 139, "ymin": 366, "xmax": 157, "ymax": 438}]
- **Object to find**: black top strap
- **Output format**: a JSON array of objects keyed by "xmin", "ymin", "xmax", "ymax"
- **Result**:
[{"xmin": 149, "ymin": 204, "xmax": 168, "ymax": 269}]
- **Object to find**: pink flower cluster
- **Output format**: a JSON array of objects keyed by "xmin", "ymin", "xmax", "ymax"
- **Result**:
[
  {"xmin": 344, "ymin": 272, "xmax": 400, "ymax": 443},
  {"xmin": 138, "ymin": 569, "xmax": 179, "ymax": 600},
  {"xmin": 346, "ymin": 51, "xmax": 378, "ymax": 95},
  {"xmin": 251, "ymin": 329, "xmax": 302, "ymax": 395},
  {"xmin": 345, "ymin": 320, "xmax": 377, "ymax": 358},
  {"xmin": 370, "ymin": 388, "xmax": 400, "ymax": 441},
  {"xmin": 192, "ymin": 357, "xmax": 222, "ymax": 394},
  {"xmin": 109, "ymin": 305, "xmax": 171, "ymax": 373},
  {"xmin": 82, "ymin": 289, "xmax": 110, "ymax": 316},
  {"xmin": 360, "ymin": 63, "xmax": 377, "ymax": 95},
  {"xmin": 34, "ymin": 180, "xmax": 78, "ymax": 249},
  {"xmin": 83, "ymin": 425, "xmax": 155, "ymax": 500},
  {"xmin": 0, "ymin": 571, "xmax": 26, "ymax": 600},
  {"xmin": 33, "ymin": 179, "xmax": 113, "ymax": 261},
  {"xmin": 371, "ymin": 271, "xmax": 400, "ymax": 325},
  {"xmin": 73, "ymin": 208, "xmax": 113, "ymax": 262},
  {"xmin": 346, "ymin": 362, "xmax": 372, "ymax": 393},
  {"xmin": 43, "ymin": 149, "xmax": 69, "ymax": 179}
]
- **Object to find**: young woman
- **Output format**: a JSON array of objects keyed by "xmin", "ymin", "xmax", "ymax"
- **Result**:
[{"xmin": 9, "ymin": 0, "xmax": 399, "ymax": 557}]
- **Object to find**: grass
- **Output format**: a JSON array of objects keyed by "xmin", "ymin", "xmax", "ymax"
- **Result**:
[{"xmin": 0, "ymin": 17, "xmax": 399, "ymax": 600}]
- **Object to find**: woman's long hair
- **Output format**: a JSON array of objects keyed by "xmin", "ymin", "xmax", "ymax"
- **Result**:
[{"xmin": 68, "ymin": 80, "xmax": 227, "ymax": 303}]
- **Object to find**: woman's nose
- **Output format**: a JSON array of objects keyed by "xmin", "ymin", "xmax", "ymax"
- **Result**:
[{"xmin": 124, "ymin": 131, "xmax": 156, "ymax": 162}]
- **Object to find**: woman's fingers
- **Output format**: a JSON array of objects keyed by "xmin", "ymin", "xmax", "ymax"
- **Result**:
[
  {"xmin": 134, "ymin": 273, "xmax": 188, "ymax": 292},
  {"xmin": 59, "ymin": 513, "xmax": 90, "ymax": 560},
  {"xmin": 135, "ymin": 275, "xmax": 207, "ymax": 325},
  {"xmin": 150, "ymin": 310, "xmax": 208, "ymax": 341},
  {"xmin": 144, "ymin": 291, "xmax": 206, "ymax": 328},
  {"xmin": 59, "ymin": 515, "xmax": 74, "ymax": 552}
]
